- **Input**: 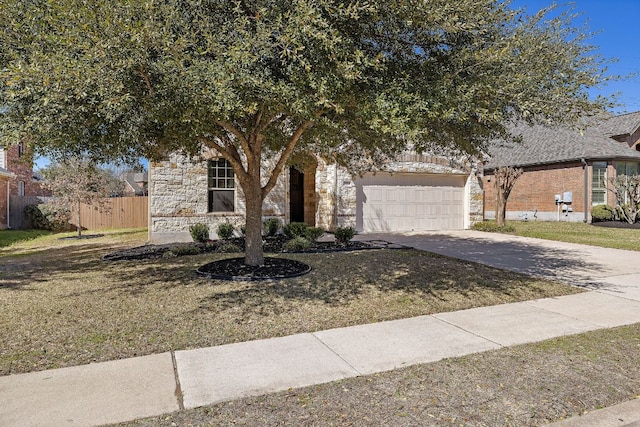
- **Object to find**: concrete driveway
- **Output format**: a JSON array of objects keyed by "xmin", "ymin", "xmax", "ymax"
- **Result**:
[{"xmin": 358, "ymin": 230, "xmax": 640, "ymax": 301}]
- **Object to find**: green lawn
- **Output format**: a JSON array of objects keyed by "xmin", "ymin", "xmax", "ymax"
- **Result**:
[
  {"xmin": 0, "ymin": 229, "xmax": 53, "ymax": 248},
  {"xmin": 505, "ymin": 221, "xmax": 640, "ymax": 251}
]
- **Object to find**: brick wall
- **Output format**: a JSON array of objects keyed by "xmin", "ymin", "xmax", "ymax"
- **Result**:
[
  {"xmin": 483, "ymin": 162, "xmax": 587, "ymax": 221},
  {"xmin": 5, "ymin": 145, "xmax": 48, "ymax": 198},
  {"xmin": 0, "ymin": 178, "xmax": 9, "ymax": 228},
  {"xmin": 0, "ymin": 145, "xmax": 50, "ymax": 228}
]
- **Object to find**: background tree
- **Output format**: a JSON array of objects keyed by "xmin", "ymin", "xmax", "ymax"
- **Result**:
[
  {"xmin": 608, "ymin": 175, "xmax": 640, "ymax": 224},
  {"xmin": 41, "ymin": 158, "xmax": 121, "ymax": 237},
  {"xmin": 0, "ymin": 0, "xmax": 614, "ymax": 265},
  {"xmin": 494, "ymin": 166, "xmax": 524, "ymax": 227}
]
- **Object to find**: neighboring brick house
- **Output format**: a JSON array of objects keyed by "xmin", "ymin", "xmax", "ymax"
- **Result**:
[
  {"xmin": 120, "ymin": 172, "xmax": 148, "ymax": 196},
  {"xmin": 483, "ymin": 111, "xmax": 640, "ymax": 222},
  {"xmin": 148, "ymin": 150, "xmax": 484, "ymax": 243},
  {"xmin": 0, "ymin": 144, "xmax": 49, "ymax": 229}
]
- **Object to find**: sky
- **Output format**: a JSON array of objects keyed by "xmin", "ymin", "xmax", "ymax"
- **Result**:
[{"xmin": 511, "ymin": 0, "xmax": 640, "ymax": 113}]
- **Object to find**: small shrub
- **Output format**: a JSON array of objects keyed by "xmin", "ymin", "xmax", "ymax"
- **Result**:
[
  {"xmin": 24, "ymin": 204, "xmax": 69, "ymax": 231},
  {"xmin": 163, "ymin": 244, "xmax": 201, "ymax": 257},
  {"xmin": 283, "ymin": 222, "xmax": 308, "ymax": 239},
  {"xmin": 263, "ymin": 218, "xmax": 280, "ymax": 237},
  {"xmin": 189, "ymin": 223, "xmax": 210, "ymax": 243},
  {"xmin": 240, "ymin": 224, "xmax": 246, "ymax": 236},
  {"xmin": 334, "ymin": 226, "xmax": 355, "ymax": 244},
  {"xmin": 305, "ymin": 227, "xmax": 325, "ymax": 242},
  {"xmin": 217, "ymin": 222, "xmax": 235, "ymax": 240},
  {"xmin": 215, "ymin": 243, "xmax": 242, "ymax": 253},
  {"xmin": 471, "ymin": 221, "xmax": 515, "ymax": 233},
  {"xmin": 591, "ymin": 204, "xmax": 614, "ymax": 222},
  {"xmin": 283, "ymin": 236, "xmax": 312, "ymax": 252}
]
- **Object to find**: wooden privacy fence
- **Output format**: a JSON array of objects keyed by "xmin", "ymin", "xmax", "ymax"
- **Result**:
[
  {"xmin": 10, "ymin": 195, "xmax": 148, "ymax": 230},
  {"xmin": 9, "ymin": 195, "xmax": 50, "ymax": 229},
  {"xmin": 74, "ymin": 196, "xmax": 148, "ymax": 230}
]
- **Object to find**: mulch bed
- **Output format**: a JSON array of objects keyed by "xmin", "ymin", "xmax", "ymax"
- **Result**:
[
  {"xmin": 59, "ymin": 233, "xmax": 105, "ymax": 240},
  {"xmin": 592, "ymin": 220, "xmax": 640, "ymax": 229},
  {"xmin": 197, "ymin": 257, "xmax": 312, "ymax": 281},
  {"xmin": 103, "ymin": 235, "xmax": 382, "ymax": 280},
  {"xmin": 102, "ymin": 236, "xmax": 376, "ymax": 262}
]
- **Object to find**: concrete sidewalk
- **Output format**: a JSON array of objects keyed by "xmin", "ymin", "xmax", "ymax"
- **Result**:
[
  {"xmin": 3, "ymin": 291, "xmax": 640, "ymax": 426},
  {"xmin": 2, "ymin": 231, "xmax": 640, "ymax": 426}
]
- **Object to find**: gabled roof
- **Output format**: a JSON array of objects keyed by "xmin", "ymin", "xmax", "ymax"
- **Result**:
[
  {"xmin": 121, "ymin": 172, "xmax": 148, "ymax": 196},
  {"xmin": 594, "ymin": 111, "xmax": 640, "ymax": 137},
  {"xmin": 484, "ymin": 113, "xmax": 640, "ymax": 170}
]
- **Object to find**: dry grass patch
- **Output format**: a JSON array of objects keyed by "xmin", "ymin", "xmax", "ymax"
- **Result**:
[{"xmin": 0, "ymin": 231, "xmax": 580, "ymax": 375}]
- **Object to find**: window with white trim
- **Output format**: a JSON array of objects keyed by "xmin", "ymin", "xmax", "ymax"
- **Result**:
[
  {"xmin": 207, "ymin": 158, "xmax": 235, "ymax": 212},
  {"xmin": 616, "ymin": 161, "xmax": 640, "ymax": 177},
  {"xmin": 18, "ymin": 180, "xmax": 25, "ymax": 197},
  {"xmin": 592, "ymin": 161, "xmax": 607, "ymax": 205}
]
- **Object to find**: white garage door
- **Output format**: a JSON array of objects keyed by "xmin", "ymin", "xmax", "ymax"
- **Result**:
[{"xmin": 356, "ymin": 173, "xmax": 466, "ymax": 232}]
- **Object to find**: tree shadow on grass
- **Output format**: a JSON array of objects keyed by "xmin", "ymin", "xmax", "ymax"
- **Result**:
[
  {"xmin": 192, "ymin": 249, "xmax": 574, "ymax": 319},
  {"xmin": 1, "ymin": 236, "xmax": 598, "ymax": 324},
  {"xmin": 0, "ymin": 241, "xmax": 151, "ymax": 291}
]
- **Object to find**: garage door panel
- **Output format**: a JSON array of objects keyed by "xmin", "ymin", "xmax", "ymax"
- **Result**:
[{"xmin": 357, "ymin": 173, "xmax": 465, "ymax": 232}]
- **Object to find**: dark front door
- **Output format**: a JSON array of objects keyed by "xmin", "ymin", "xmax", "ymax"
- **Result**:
[{"xmin": 289, "ymin": 167, "xmax": 305, "ymax": 223}]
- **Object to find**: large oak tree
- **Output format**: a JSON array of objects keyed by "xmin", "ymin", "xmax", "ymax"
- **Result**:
[{"xmin": 0, "ymin": 0, "xmax": 613, "ymax": 265}]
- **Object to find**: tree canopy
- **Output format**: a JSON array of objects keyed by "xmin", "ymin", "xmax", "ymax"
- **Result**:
[{"xmin": 0, "ymin": 0, "xmax": 614, "ymax": 264}]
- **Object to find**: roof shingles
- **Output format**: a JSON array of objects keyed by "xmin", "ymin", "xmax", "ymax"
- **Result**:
[{"xmin": 485, "ymin": 114, "xmax": 640, "ymax": 170}]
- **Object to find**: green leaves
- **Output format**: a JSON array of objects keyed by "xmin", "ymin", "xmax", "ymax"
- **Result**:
[{"xmin": 0, "ymin": 0, "xmax": 613, "ymax": 165}]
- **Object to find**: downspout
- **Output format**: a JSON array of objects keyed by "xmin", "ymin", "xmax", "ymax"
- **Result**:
[{"xmin": 581, "ymin": 158, "xmax": 588, "ymax": 222}]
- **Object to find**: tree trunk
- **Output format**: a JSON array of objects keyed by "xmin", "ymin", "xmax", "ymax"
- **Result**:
[
  {"xmin": 241, "ymin": 150, "xmax": 264, "ymax": 266},
  {"xmin": 496, "ymin": 188, "xmax": 506, "ymax": 227},
  {"xmin": 77, "ymin": 201, "xmax": 82, "ymax": 237},
  {"xmin": 244, "ymin": 191, "xmax": 264, "ymax": 266},
  {"xmin": 494, "ymin": 166, "xmax": 523, "ymax": 227}
]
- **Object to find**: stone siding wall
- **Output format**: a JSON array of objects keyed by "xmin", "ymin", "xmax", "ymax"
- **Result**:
[
  {"xmin": 150, "ymin": 152, "xmax": 483, "ymax": 242},
  {"xmin": 466, "ymin": 173, "xmax": 484, "ymax": 226},
  {"xmin": 149, "ymin": 153, "xmax": 286, "ymax": 242}
]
